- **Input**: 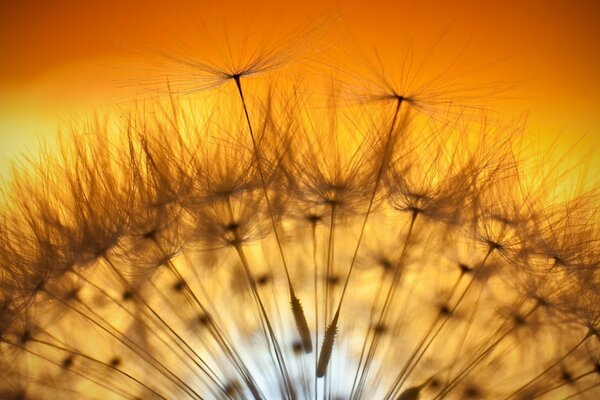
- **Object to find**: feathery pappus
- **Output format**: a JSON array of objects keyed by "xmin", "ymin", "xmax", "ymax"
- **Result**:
[{"xmin": 0, "ymin": 25, "xmax": 599, "ymax": 400}]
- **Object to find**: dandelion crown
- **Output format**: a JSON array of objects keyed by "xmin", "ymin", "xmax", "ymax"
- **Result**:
[{"xmin": 0, "ymin": 21, "xmax": 599, "ymax": 400}]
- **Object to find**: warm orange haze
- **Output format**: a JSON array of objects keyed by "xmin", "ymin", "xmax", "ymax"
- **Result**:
[
  {"xmin": 0, "ymin": 1, "xmax": 599, "ymax": 400},
  {"xmin": 1, "ymin": 0, "xmax": 600, "ymax": 168}
]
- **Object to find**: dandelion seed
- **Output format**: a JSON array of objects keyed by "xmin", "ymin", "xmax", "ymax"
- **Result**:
[{"xmin": 316, "ymin": 311, "xmax": 338, "ymax": 378}]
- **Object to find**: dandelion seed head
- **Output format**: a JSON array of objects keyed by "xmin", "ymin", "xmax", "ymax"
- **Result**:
[{"xmin": 0, "ymin": 22, "xmax": 599, "ymax": 400}]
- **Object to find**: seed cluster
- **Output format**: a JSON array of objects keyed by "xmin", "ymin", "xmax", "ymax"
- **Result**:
[{"xmin": 0, "ymin": 37, "xmax": 599, "ymax": 400}]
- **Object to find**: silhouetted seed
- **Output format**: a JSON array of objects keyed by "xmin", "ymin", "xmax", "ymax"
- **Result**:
[
  {"xmin": 34, "ymin": 280, "xmax": 45, "ymax": 294},
  {"xmin": 379, "ymin": 257, "xmax": 394, "ymax": 271},
  {"xmin": 459, "ymin": 263, "xmax": 472, "ymax": 274},
  {"xmin": 305, "ymin": 213, "xmax": 322, "ymax": 223},
  {"xmin": 594, "ymin": 362, "xmax": 600, "ymax": 374},
  {"xmin": 486, "ymin": 240, "xmax": 502, "ymax": 251},
  {"xmin": 19, "ymin": 330, "xmax": 31, "ymax": 345},
  {"xmin": 552, "ymin": 255, "xmax": 564, "ymax": 266},
  {"xmin": 173, "ymin": 280, "xmax": 185, "ymax": 292},
  {"xmin": 110, "ymin": 357, "xmax": 121, "ymax": 367},
  {"xmin": 14, "ymin": 390, "xmax": 26, "ymax": 400},
  {"xmin": 142, "ymin": 229, "xmax": 157, "ymax": 240},
  {"xmin": 327, "ymin": 275, "xmax": 341, "ymax": 285},
  {"xmin": 256, "ymin": 273, "xmax": 271, "ymax": 286},
  {"xmin": 292, "ymin": 340, "xmax": 303, "ymax": 355},
  {"xmin": 224, "ymin": 380, "xmax": 241, "ymax": 396},
  {"xmin": 560, "ymin": 370, "xmax": 574, "ymax": 384},
  {"xmin": 373, "ymin": 323, "xmax": 387, "ymax": 335},
  {"xmin": 513, "ymin": 314, "xmax": 526, "ymax": 326},
  {"xmin": 291, "ymin": 293, "xmax": 313, "ymax": 353},
  {"xmin": 396, "ymin": 384, "xmax": 424, "ymax": 400},
  {"xmin": 317, "ymin": 311, "xmax": 339, "ymax": 378},
  {"xmin": 156, "ymin": 255, "xmax": 171, "ymax": 269},
  {"xmin": 61, "ymin": 356, "xmax": 74, "ymax": 369},
  {"xmin": 289, "ymin": 386, "xmax": 298, "ymax": 400},
  {"xmin": 464, "ymin": 385, "xmax": 482, "ymax": 398},
  {"xmin": 439, "ymin": 304, "xmax": 452, "ymax": 316},
  {"xmin": 122, "ymin": 290, "xmax": 134, "ymax": 301},
  {"xmin": 198, "ymin": 314, "xmax": 211, "ymax": 327},
  {"xmin": 224, "ymin": 222, "xmax": 241, "ymax": 245},
  {"xmin": 408, "ymin": 206, "xmax": 423, "ymax": 216},
  {"xmin": 94, "ymin": 246, "xmax": 110, "ymax": 259},
  {"xmin": 66, "ymin": 288, "xmax": 80, "ymax": 302},
  {"xmin": 429, "ymin": 377, "xmax": 442, "ymax": 389},
  {"xmin": 225, "ymin": 222, "xmax": 240, "ymax": 232},
  {"xmin": 535, "ymin": 296, "xmax": 549, "ymax": 308}
]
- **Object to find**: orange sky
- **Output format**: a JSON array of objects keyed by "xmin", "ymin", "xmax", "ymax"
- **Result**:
[{"xmin": 1, "ymin": 0, "xmax": 599, "ymax": 177}]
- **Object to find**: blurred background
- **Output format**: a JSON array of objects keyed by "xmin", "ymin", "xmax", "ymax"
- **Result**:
[{"xmin": 1, "ymin": 0, "xmax": 599, "ymax": 182}]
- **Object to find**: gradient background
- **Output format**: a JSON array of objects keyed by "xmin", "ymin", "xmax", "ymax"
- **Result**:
[{"xmin": 1, "ymin": 0, "xmax": 599, "ymax": 181}]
